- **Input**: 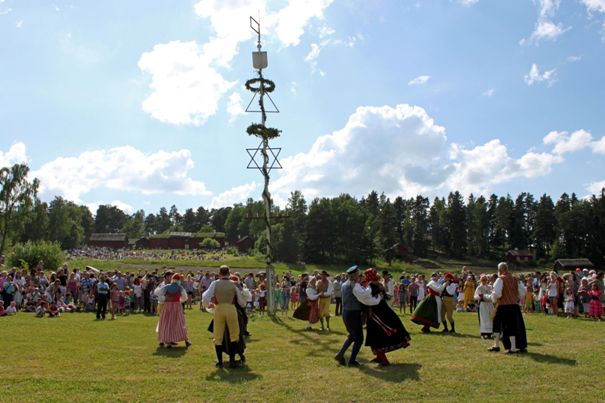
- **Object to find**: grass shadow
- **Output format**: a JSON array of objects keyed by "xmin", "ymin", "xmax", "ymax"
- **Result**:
[
  {"xmin": 205, "ymin": 365, "xmax": 262, "ymax": 383},
  {"xmin": 152, "ymin": 346, "xmax": 187, "ymax": 358},
  {"xmin": 359, "ymin": 362, "xmax": 421, "ymax": 383},
  {"xmin": 525, "ymin": 352, "xmax": 576, "ymax": 366}
]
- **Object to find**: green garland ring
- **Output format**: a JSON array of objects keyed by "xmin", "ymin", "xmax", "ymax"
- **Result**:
[
  {"xmin": 245, "ymin": 78, "xmax": 276, "ymax": 93},
  {"xmin": 247, "ymin": 123, "xmax": 281, "ymax": 139}
]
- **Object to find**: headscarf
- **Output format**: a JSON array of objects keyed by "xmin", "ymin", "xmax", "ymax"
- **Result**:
[{"xmin": 364, "ymin": 268, "xmax": 380, "ymax": 283}]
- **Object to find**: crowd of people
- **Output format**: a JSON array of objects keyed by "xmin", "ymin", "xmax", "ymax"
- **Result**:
[
  {"xmin": 66, "ymin": 246, "xmax": 230, "ymax": 262},
  {"xmin": 2, "ymin": 258, "xmax": 604, "ymax": 364}
]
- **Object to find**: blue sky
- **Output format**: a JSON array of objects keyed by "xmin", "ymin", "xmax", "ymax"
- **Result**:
[{"xmin": 1, "ymin": 0, "xmax": 605, "ymax": 215}]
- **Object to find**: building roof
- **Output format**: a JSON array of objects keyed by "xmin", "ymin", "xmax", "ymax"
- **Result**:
[
  {"xmin": 553, "ymin": 258, "xmax": 594, "ymax": 268},
  {"xmin": 147, "ymin": 232, "xmax": 226, "ymax": 239},
  {"xmin": 89, "ymin": 233, "xmax": 127, "ymax": 242}
]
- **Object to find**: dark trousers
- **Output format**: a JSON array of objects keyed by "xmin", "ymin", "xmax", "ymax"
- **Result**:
[
  {"xmin": 337, "ymin": 309, "xmax": 364, "ymax": 364},
  {"xmin": 334, "ymin": 297, "xmax": 342, "ymax": 316},
  {"xmin": 96, "ymin": 294, "xmax": 108, "ymax": 319},
  {"xmin": 410, "ymin": 296, "xmax": 418, "ymax": 311}
]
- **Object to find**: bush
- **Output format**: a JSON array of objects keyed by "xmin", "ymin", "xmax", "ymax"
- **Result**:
[
  {"xmin": 199, "ymin": 238, "xmax": 221, "ymax": 250},
  {"xmin": 7, "ymin": 241, "xmax": 65, "ymax": 271}
]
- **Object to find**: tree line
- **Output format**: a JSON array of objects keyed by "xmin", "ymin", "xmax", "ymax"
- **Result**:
[{"xmin": 1, "ymin": 163, "xmax": 605, "ymax": 265}]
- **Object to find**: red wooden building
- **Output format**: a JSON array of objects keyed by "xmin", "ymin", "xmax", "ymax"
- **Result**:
[
  {"xmin": 88, "ymin": 233, "xmax": 129, "ymax": 249},
  {"xmin": 506, "ymin": 249, "xmax": 533, "ymax": 263},
  {"xmin": 136, "ymin": 232, "xmax": 226, "ymax": 249}
]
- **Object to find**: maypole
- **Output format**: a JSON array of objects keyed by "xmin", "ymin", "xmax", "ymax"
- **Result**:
[{"xmin": 245, "ymin": 16, "xmax": 282, "ymax": 315}]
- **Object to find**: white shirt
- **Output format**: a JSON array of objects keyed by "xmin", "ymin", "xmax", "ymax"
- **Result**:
[
  {"xmin": 351, "ymin": 282, "xmax": 380, "ymax": 306},
  {"xmin": 306, "ymin": 287, "xmax": 319, "ymax": 301},
  {"xmin": 384, "ymin": 278, "xmax": 395, "ymax": 297},
  {"xmin": 319, "ymin": 276, "xmax": 334, "ymax": 297},
  {"xmin": 491, "ymin": 277, "xmax": 526, "ymax": 303},
  {"xmin": 202, "ymin": 278, "xmax": 246, "ymax": 308},
  {"xmin": 427, "ymin": 280, "xmax": 445, "ymax": 295}
]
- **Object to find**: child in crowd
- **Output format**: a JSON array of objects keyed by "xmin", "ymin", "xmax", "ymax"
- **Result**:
[
  {"xmin": 5, "ymin": 301, "xmax": 17, "ymax": 315},
  {"xmin": 524, "ymin": 282, "xmax": 534, "ymax": 313},
  {"xmin": 0, "ymin": 300, "xmax": 5, "ymax": 316},
  {"xmin": 110, "ymin": 283, "xmax": 120, "ymax": 320},
  {"xmin": 257, "ymin": 284, "xmax": 266, "ymax": 315},
  {"xmin": 86, "ymin": 292, "xmax": 96, "ymax": 312},
  {"xmin": 588, "ymin": 282, "xmax": 603, "ymax": 321},
  {"xmin": 290, "ymin": 285, "xmax": 299, "ymax": 310},
  {"xmin": 577, "ymin": 279, "xmax": 590, "ymax": 318},
  {"xmin": 564, "ymin": 287, "xmax": 575, "ymax": 319},
  {"xmin": 533, "ymin": 286, "xmax": 541, "ymax": 312}
]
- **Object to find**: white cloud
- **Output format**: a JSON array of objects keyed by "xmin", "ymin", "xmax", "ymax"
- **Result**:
[
  {"xmin": 446, "ymin": 140, "xmax": 563, "ymax": 194},
  {"xmin": 210, "ymin": 181, "xmax": 258, "ymax": 208},
  {"xmin": 482, "ymin": 88, "xmax": 495, "ymax": 97},
  {"xmin": 270, "ymin": 104, "xmax": 565, "ymax": 201},
  {"xmin": 0, "ymin": 142, "xmax": 28, "ymax": 168},
  {"xmin": 0, "ymin": 7, "xmax": 11, "ymax": 16},
  {"xmin": 524, "ymin": 64, "xmax": 557, "ymax": 86},
  {"xmin": 589, "ymin": 135, "xmax": 605, "ymax": 154},
  {"xmin": 583, "ymin": 0, "xmax": 605, "ymax": 13},
  {"xmin": 140, "ymin": 1, "xmax": 335, "ymax": 126},
  {"xmin": 16, "ymin": 20, "xmax": 23, "ymax": 28},
  {"xmin": 521, "ymin": 0, "xmax": 570, "ymax": 45},
  {"xmin": 587, "ymin": 179, "xmax": 605, "ymax": 195},
  {"xmin": 226, "ymin": 92, "xmax": 245, "ymax": 123},
  {"xmin": 543, "ymin": 129, "xmax": 593, "ymax": 154},
  {"xmin": 458, "ymin": 0, "xmax": 479, "ymax": 6},
  {"xmin": 32, "ymin": 146, "xmax": 211, "ymax": 203},
  {"xmin": 272, "ymin": 104, "xmax": 449, "ymax": 199},
  {"xmin": 567, "ymin": 55, "xmax": 582, "ymax": 62},
  {"xmin": 290, "ymin": 81, "xmax": 298, "ymax": 95},
  {"xmin": 138, "ymin": 41, "xmax": 236, "ymax": 126},
  {"xmin": 272, "ymin": 0, "xmax": 334, "ymax": 47},
  {"xmin": 408, "ymin": 75, "xmax": 431, "ymax": 86}
]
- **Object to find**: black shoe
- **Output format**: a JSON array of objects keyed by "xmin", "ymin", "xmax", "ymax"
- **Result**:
[
  {"xmin": 185, "ymin": 341, "xmax": 191, "ymax": 348},
  {"xmin": 348, "ymin": 361, "xmax": 362, "ymax": 367},
  {"xmin": 159, "ymin": 343, "xmax": 165, "ymax": 348},
  {"xmin": 519, "ymin": 348, "xmax": 528, "ymax": 354},
  {"xmin": 449, "ymin": 329, "xmax": 455, "ymax": 333},
  {"xmin": 487, "ymin": 346, "xmax": 500, "ymax": 352},
  {"xmin": 421, "ymin": 327, "xmax": 431, "ymax": 333},
  {"xmin": 215, "ymin": 362, "xmax": 224, "ymax": 368},
  {"xmin": 334, "ymin": 354, "xmax": 346, "ymax": 366},
  {"xmin": 239, "ymin": 354, "xmax": 246, "ymax": 363},
  {"xmin": 229, "ymin": 361, "xmax": 239, "ymax": 368}
]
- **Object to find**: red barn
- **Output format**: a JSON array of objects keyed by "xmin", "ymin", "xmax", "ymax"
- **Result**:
[
  {"xmin": 88, "ymin": 233, "xmax": 128, "ymax": 249},
  {"xmin": 506, "ymin": 249, "xmax": 533, "ymax": 263}
]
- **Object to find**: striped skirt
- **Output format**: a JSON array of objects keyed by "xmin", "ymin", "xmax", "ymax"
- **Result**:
[{"xmin": 156, "ymin": 301, "xmax": 188, "ymax": 343}]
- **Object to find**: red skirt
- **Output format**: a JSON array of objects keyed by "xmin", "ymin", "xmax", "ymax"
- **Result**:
[
  {"xmin": 157, "ymin": 301, "xmax": 188, "ymax": 343},
  {"xmin": 589, "ymin": 300, "xmax": 603, "ymax": 317}
]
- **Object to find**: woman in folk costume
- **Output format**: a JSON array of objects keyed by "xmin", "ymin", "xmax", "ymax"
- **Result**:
[
  {"xmin": 411, "ymin": 272, "xmax": 445, "ymax": 333},
  {"xmin": 474, "ymin": 274, "xmax": 494, "ymax": 339},
  {"xmin": 363, "ymin": 268, "xmax": 411, "ymax": 366},
  {"xmin": 207, "ymin": 275, "xmax": 248, "ymax": 364},
  {"xmin": 292, "ymin": 276, "xmax": 320, "ymax": 330},
  {"xmin": 154, "ymin": 273, "xmax": 191, "ymax": 348}
]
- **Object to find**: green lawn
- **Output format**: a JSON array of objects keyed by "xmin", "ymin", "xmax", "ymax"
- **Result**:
[{"xmin": 3, "ymin": 307, "xmax": 603, "ymax": 402}]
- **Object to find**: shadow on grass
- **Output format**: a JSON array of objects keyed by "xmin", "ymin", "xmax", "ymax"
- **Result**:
[
  {"xmin": 153, "ymin": 346, "xmax": 187, "ymax": 358},
  {"xmin": 270, "ymin": 316, "xmax": 342, "ymax": 356},
  {"xmin": 415, "ymin": 331, "xmax": 481, "ymax": 340},
  {"xmin": 359, "ymin": 362, "xmax": 421, "ymax": 383},
  {"xmin": 525, "ymin": 352, "xmax": 576, "ymax": 366},
  {"xmin": 205, "ymin": 365, "xmax": 262, "ymax": 383}
]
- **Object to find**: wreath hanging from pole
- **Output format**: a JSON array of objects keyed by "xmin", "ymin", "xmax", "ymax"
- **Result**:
[
  {"xmin": 245, "ymin": 78, "xmax": 276, "ymax": 93},
  {"xmin": 247, "ymin": 123, "xmax": 281, "ymax": 139}
]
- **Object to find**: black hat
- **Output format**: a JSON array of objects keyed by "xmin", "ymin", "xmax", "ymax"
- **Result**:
[
  {"xmin": 321, "ymin": 270, "xmax": 329, "ymax": 276},
  {"xmin": 346, "ymin": 265, "xmax": 359, "ymax": 275},
  {"xmin": 382, "ymin": 270, "xmax": 390, "ymax": 277}
]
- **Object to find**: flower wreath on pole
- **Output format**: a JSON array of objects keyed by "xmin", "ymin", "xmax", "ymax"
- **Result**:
[
  {"xmin": 246, "ymin": 123, "xmax": 281, "ymax": 139},
  {"xmin": 245, "ymin": 78, "xmax": 276, "ymax": 93}
]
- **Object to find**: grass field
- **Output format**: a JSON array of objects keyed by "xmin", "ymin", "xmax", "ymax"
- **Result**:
[{"xmin": 3, "ymin": 306, "xmax": 604, "ymax": 402}]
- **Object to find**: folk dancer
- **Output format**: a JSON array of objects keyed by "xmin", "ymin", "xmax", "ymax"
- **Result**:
[
  {"xmin": 334, "ymin": 265, "xmax": 379, "ymax": 367},
  {"xmin": 489, "ymin": 262, "xmax": 528, "ymax": 354},
  {"xmin": 317, "ymin": 271, "xmax": 334, "ymax": 333},
  {"xmin": 474, "ymin": 274, "xmax": 494, "ymax": 339},
  {"xmin": 411, "ymin": 272, "xmax": 445, "ymax": 333},
  {"xmin": 363, "ymin": 268, "xmax": 411, "ymax": 366},
  {"xmin": 441, "ymin": 272, "xmax": 457, "ymax": 333},
  {"xmin": 154, "ymin": 273, "xmax": 190, "ymax": 348},
  {"xmin": 202, "ymin": 265, "xmax": 246, "ymax": 368},
  {"xmin": 292, "ymin": 276, "xmax": 320, "ymax": 330}
]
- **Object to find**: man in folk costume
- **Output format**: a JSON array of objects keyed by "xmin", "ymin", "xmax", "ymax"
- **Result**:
[
  {"xmin": 474, "ymin": 274, "xmax": 494, "ymax": 339},
  {"xmin": 411, "ymin": 272, "xmax": 445, "ymax": 333},
  {"xmin": 489, "ymin": 262, "xmax": 528, "ymax": 354},
  {"xmin": 317, "ymin": 271, "xmax": 334, "ymax": 333},
  {"xmin": 440, "ymin": 272, "xmax": 458, "ymax": 333},
  {"xmin": 334, "ymin": 266, "xmax": 380, "ymax": 367},
  {"xmin": 154, "ymin": 273, "xmax": 191, "ymax": 348},
  {"xmin": 382, "ymin": 271, "xmax": 395, "ymax": 306},
  {"xmin": 202, "ymin": 265, "xmax": 246, "ymax": 368}
]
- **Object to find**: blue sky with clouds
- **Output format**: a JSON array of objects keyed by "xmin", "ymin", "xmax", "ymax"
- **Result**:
[{"xmin": 1, "ymin": 0, "xmax": 605, "ymax": 214}]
